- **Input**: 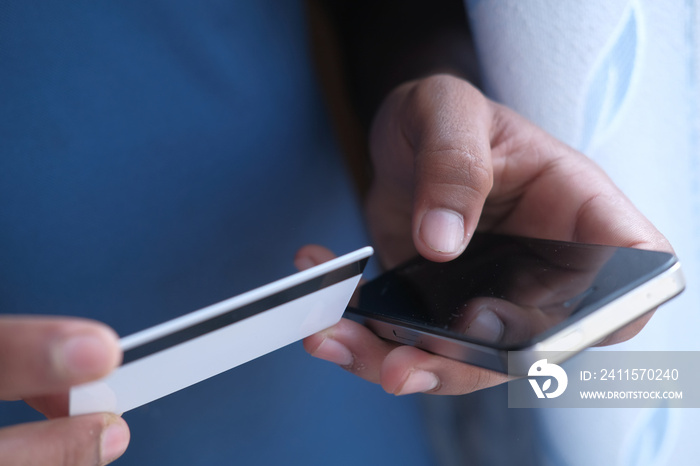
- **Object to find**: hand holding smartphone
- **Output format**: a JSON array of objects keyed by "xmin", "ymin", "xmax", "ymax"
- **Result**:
[{"xmin": 346, "ymin": 234, "xmax": 684, "ymax": 373}]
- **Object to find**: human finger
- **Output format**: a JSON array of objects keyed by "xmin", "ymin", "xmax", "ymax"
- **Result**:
[
  {"xmin": 295, "ymin": 245, "xmax": 400, "ymax": 384},
  {"xmin": 296, "ymin": 246, "xmax": 508, "ymax": 395},
  {"xmin": 392, "ymin": 75, "xmax": 495, "ymax": 262},
  {"xmin": 303, "ymin": 317, "xmax": 400, "ymax": 385},
  {"xmin": 380, "ymin": 345, "xmax": 508, "ymax": 395},
  {"xmin": 0, "ymin": 413, "xmax": 130, "ymax": 466},
  {"xmin": 0, "ymin": 316, "xmax": 121, "ymax": 400},
  {"xmin": 293, "ymin": 244, "xmax": 338, "ymax": 272}
]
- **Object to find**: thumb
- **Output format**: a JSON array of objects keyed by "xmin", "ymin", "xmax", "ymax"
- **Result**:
[
  {"xmin": 403, "ymin": 76, "xmax": 494, "ymax": 262},
  {"xmin": 0, "ymin": 414, "xmax": 130, "ymax": 466}
]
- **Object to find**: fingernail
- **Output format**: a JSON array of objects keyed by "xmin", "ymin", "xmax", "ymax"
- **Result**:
[
  {"xmin": 55, "ymin": 334, "xmax": 112, "ymax": 380},
  {"xmin": 312, "ymin": 337, "xmax": 354, "ymax": 367},
  {"xmin": 419, "ymin": 209, "xmax": 464, "ymax": 254},
  {"xmin": 397, "ymin": 370, "xmax": 440, "ymax": 395},
  {"xmin": 100, "ymin": 418, "xmax": 129, "ymax": 464},
  {"xmin": 465, "ymin": 309, "xmax": 504, "ymax": 342}
]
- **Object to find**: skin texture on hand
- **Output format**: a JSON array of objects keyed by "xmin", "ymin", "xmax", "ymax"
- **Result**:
[
  {"xmin": 366, "ymin": 75, "xmax": 671, "ymax": 268},
  {"xmin": 302, "ymin": 74, "xmax": 671, "ymax": 397},
  {"xmin": 299, "ymin": 245, "xmax": 508, "ymax": 395},
  {"xmin": 0, "ymin": 316, "xmax": 130, "ymax": 465}
]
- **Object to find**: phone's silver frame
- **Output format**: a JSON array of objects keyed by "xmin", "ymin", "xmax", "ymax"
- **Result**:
[{"xmin": 350, "ymin": 261, "xmax": 685, "ymax": 374}]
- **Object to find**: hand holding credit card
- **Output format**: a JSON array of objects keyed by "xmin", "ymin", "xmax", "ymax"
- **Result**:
[{"xmin": 69, "ymin": 247, "xmax": 373, "ymax": 416}]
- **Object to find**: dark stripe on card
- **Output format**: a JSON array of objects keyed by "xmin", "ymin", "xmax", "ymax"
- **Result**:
[{"xmin": 122, "ymin": 257, "xmax": 368, "ymax": 365}]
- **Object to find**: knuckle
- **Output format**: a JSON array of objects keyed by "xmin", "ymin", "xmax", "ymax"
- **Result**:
[{"xmin": 421, "ymin": 147, "xmax": 493, "ymax": 198}]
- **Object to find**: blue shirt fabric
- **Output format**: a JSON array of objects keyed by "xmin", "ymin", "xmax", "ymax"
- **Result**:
[{"xmin": 0, "ymin": 2, "xmax": 435, "ymax": 464}]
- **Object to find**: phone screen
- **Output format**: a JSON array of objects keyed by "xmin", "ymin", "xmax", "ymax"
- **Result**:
[{"xmin": 350, "ymin": 234, "xmax": 678, "ymax": 350}]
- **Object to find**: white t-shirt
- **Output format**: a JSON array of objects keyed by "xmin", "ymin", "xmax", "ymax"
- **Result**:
[{"xmin": 467, "ymin": 0, "xmax": 699, "ymax": 463}]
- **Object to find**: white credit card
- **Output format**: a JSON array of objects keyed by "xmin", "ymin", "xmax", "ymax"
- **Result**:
[{"xmin": 69, "ymin": 247, "xmax": 373, "ymax": 416}]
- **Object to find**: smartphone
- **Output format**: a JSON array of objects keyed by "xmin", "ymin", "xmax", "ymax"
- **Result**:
[{"xmin": 346, "ymin": 234, "xmax": 685, "ymax": 373}]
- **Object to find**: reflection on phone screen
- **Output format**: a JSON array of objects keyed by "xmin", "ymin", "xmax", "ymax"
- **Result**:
[{"xmin": 356, "ymin": 234, "xmax": 674, "ymax": 349}]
